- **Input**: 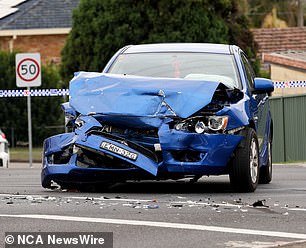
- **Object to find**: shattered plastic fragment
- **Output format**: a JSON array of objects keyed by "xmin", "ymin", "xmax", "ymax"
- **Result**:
[
  {"xmin": 147, "ymin": 205, "xmax": 159, "ymax": 209},
  {"xmin": 171, "ymin": 204, "xmax": 183, "ymax": 208},
  {"xmin": 252, "ymin": 200, "xmax": 268, "ymax": 208}
]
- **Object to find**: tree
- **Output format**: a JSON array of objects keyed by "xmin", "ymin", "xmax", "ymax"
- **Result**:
[
  {"xmin": 243, "ymin": 0, "xmax": 305, "ymax": 28},
  {"xmin": 61, "ymin": 0, "xmax": 259, "ymax": 81},
  {"xmin": 0, "ymin": 50, "xmax": 64, "ymax": 147},
  {"xmin": 297, "ymin": 0, "xmax": 304, "ymax": 27}
]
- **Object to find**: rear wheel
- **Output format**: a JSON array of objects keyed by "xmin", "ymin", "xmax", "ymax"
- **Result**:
[
  {"xmin": 230, "ymin": 128, "xmax": 259, "ymax": 192},
  {"xmin": 259, "ymin": 134, "xmax": 272, "ymax": 184}
]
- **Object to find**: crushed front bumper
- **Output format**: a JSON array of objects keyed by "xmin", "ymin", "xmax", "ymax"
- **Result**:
[{"xmin": 41, "ymin": 128, "xmax": 243, "ymax": 188}]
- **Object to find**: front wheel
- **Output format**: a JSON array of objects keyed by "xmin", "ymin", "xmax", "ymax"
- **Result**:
[{"xmin": 229, "ymin": 128, "xmax": 259, "ymax": 192}]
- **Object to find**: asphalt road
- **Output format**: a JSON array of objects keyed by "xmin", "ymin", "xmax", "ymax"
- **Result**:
[{"xmin": 0, "ymin": 163, "xmax": 306, "ymax": 248}]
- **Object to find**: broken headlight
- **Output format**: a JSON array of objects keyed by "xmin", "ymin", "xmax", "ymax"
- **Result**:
[
  {"xmin": 64, "ymin": 113, "xmax": 76, "ymax": 128},
  {"xmin": 74, "ymin": 116, "xmax": 85, "ymax": 128},
  {"xmin": 208, "ymin": 116, "xmax": 228, "ymax": 131},
  {"xmin": 194, "ymin": 121, "xmax": 206, "ymax": 133},
  {"xmin": 174, "ymin": 116, "xmax": 228, "ymax": 133}
]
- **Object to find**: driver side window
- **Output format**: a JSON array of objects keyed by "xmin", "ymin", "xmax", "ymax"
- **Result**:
[{"xmin": 241, "ymin": 54, "xmax": 255, "ymax": 90}]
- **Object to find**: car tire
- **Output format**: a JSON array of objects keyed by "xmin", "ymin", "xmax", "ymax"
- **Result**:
[
  {"xmin": 0, "ymin": 159, "xmax": 3, "ymax": 167},
  {"xmin": 229, "ymin": 128, "xmax": 259, "ymax": 192},
  {"xmin": 259, "ymin": 134, "xmax": 272, "ymax": 184}
]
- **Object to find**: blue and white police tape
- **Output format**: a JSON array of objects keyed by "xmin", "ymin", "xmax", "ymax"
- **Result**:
[
  {"xmin": 0, "ymin": 89, "xmax": 69, "ymax": 97},
  {"xmin": 273, "ymin": 81, "xmax": 306, "ymax": 89},
  {"xmin": 0, "ymin": 81, "xmax": 305, "ymax": 97}
]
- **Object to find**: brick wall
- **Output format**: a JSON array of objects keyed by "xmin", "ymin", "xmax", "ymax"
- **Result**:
[{"xmin": 0, "ymin": 34, "xmax": 68, "ymax": 64}]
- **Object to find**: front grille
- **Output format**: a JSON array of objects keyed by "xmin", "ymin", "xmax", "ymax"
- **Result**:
[
  {"xmin": 87, "ymin": 130, "xmax": 159, "ymax": 162},
  {"xmin": 76, "ymin": 145, "xmax": 136, "ymax": 169},
  {"xmin": 100, "ymin": 125, "xmax": 158, "ymax": 138}
]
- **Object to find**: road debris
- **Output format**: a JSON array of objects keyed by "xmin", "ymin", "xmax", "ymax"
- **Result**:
[{"xmin": 252, "ymin": 200, "xmax": 268, "ymax": 208}]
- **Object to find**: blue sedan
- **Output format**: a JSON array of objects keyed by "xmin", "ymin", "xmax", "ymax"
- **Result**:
[{"xmin": 42, "ymin": 43, "xmax": 274, "ymax": 192}]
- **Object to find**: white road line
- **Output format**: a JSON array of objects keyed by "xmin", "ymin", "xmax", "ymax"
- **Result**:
[
  {"xmin": 0, "ymin": 214, "xmax": 306, "ymax": 240},
  {"xmin": 287, "ymin": 208, "xmax": 306, "ymax": 212},
  {"xmin": 275, "ymin": 163, "xmax": 306, "ymax": 168},
  {"xmin": 0, "ymin": 193, "xmax": 154, "ymax": 202},
  {"xmin": 66, "ymin": 196, "xmax": 153, "ymax": 202}
]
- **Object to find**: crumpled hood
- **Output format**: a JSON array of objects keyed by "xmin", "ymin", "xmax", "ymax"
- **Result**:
[{"xmin": 69, "ymin": 72, "xmax": 220, "ymax": 119}]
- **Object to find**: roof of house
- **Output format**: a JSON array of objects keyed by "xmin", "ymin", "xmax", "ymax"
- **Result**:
[
  {"xmin": 252, "ymin": 27, "xmax": 306, "ymax": 71},
  {"xmin": 0, "ymin": 0, "xmax": 80, "ymax": 30},
  {"xmin": 263, "ymin": 50, "xmax": 306, "ymax": 71},
  {"xmin": 252, "ymin": 27, "xmax": 306, "ymax": 54}
]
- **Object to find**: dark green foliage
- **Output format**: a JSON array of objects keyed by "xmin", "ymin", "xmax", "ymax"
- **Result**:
[
  {"xmin": 61, "ymin": 0, "xmax": 259, "ymax": 81},
  {"xmin": 227, "ymin": 0, "xmax": 260, "ymax": 73},
  {"xmin": 0, "ymin": 51, "xmax": 64, "ymax": 146}
]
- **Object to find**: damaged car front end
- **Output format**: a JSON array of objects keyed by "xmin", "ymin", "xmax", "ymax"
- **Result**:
[{"xmin": 42, "ymin": 43, "xmax": 274, "ymax": 192}]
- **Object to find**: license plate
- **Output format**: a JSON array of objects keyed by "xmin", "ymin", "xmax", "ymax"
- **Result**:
[{"xmin": 100, "ymin": 141, "xmax": 138, "ymax": 161}]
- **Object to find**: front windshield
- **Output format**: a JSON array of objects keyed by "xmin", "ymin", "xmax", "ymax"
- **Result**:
[{"xmin": 108, "ymin": 52, "xmax": 240, "ymax": 88}]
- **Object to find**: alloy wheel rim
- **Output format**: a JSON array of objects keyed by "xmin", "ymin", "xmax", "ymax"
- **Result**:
[
  {"xmin": 268, "ymin": 140, "xmax": 272, "ymax": 175},
  {"xmin": 250, "ymin": 138, "xmax": 259, "ymax": 184}
]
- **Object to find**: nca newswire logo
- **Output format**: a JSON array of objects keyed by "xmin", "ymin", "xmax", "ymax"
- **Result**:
[{"xmin": 5, "ymin": 232, "xmax": 113, "ymax": 247}]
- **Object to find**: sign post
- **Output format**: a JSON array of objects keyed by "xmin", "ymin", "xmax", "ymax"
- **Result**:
[{"xmin": 16, "ymin": 53, "xmax": 41, "ymax": 168}]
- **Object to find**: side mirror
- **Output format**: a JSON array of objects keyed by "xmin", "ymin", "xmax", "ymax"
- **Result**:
[{"xmin": 253, "ymin": 78, "xmax": 274, "ymax": 94}]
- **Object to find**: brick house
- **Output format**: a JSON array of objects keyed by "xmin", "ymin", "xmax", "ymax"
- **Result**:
[
  {"xmin": 252, "ymin": 28, "xmax": 306, "ymax": 96},
  {"xmin": 0, "ymin": 0, "xmax": 80, "ymax": 64}
]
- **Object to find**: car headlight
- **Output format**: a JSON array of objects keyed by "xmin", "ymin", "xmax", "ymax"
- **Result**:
[
  {"xmin": 208, "ymin": 116, "xmax": 228, "ymax": 131},
  {"xmin": 174, "ymin": 116, "xmax": 228, "ymax": 133},
  {"xmin": 195, "ymin": 121, "xmax": 206, "ymax": 134}
]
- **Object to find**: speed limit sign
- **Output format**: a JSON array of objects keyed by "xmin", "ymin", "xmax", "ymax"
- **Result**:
[{"xmin": 16, "ymin": 53, "xmax": 41, "ymax": 87}]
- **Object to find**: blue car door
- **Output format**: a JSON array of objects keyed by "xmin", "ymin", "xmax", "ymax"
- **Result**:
[{"xmin": 240, "ymin": 54, "xmax": 269, "ymax": 159}]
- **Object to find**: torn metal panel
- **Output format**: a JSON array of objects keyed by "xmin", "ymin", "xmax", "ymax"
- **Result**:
[{"xmin": 69, "ymin": 72, "xmax": 220, "ymax": 119}]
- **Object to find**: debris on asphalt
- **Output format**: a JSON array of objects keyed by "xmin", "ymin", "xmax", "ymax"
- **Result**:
[
  {"xmin": 171, "ymin": 204, "xmax": 183, "ymax": 208},
  {"xmin": 122, "ymin": 203, "xmax": 134, "ymax": 207},
  {"xmin": 2, "ymin": 193, "xmax": 304, "ymax": 219},
  {"xmin": 252, "ymin": 199, "xmax": 268, "ymax": 208},
  {"xmin": 147, "ymin": 205, "xmax": 159, "ymax": 209},
  {"xmin": 26, "ymin": 196, "xmax": 34, "ymax": 201},
  {"xmin": 133, "ymin": 205, "xmax": 141, "ymax": 209}
]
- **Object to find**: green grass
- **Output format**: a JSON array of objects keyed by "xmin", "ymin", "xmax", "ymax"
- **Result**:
[{"xmin": 10, "ymin": 147, "xmax": 43, "ymax": 162}]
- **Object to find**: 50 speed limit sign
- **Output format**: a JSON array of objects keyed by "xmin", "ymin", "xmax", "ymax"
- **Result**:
[{"xmin": 16, "ymin": 53, "xmax": 41, "ymax": 87}]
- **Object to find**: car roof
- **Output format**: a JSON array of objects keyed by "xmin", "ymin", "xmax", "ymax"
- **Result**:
[{"xmin": 122, "ymin": 43, "xmax": 233, "ymax": 54}]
